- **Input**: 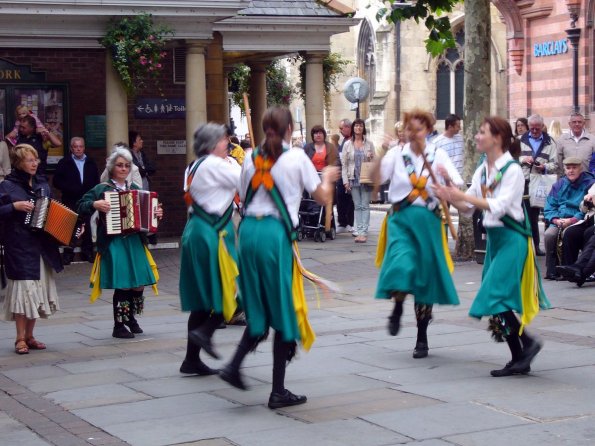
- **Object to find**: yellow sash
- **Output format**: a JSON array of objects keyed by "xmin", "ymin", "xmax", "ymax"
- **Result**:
[{"xmin": 218, "ymin": 229, "xmax": 239, "ymax": 322}]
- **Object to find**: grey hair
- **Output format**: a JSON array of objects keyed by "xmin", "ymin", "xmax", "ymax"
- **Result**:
[
  {"xmin": 527, "ymin": 114, "xmax": 544, "ymax": 125},
  {"xmin": 193, "ymin": 123, "xmax": 227, "ymax": 158},
  {"xmin": 340, "ymin": 118, "xmax": 352, "ymax": 127},
  {"xmin": 105, "ymin": 144, "xmax": 133, "ymax": 174},
  {"xmin": 70, "ymin": 136, "xmax": 85, "ymax": 147}
]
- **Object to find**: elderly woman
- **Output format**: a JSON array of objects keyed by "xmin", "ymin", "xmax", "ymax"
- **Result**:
[
  {"xmin": 77, "ymin": 146, "xmax": 163, "ymax": 339},
  {"xmin": 0, "ymin": 144, "xmax": 62, "ymax": 354},
  {"xmin": 303, "ymin": 125, "xmax": 338, "ymax": 172},
  {"xmin": 179, "ymin": 123, "xmax": 241, "ymax": 375},
  {"xmin": 341, "ymin": 119, "xmax": 375, "ymax": 242}
]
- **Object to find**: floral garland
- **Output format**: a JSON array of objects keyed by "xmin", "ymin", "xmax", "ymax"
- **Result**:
[{"xmin": 100, "ymin": 13, "xmax": 174, "ymax": 96}]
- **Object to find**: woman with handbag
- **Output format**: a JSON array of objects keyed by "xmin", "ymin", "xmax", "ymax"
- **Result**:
[{"xmin": 341, "ymin": 118, "xmax": 375, "ymax": 243}]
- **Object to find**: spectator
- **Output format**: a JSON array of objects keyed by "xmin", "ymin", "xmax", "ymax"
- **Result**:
[
  {"xmin": 433, "ymin": 114, "xmax": 464, "ymax": 177},
  {"xmin": 543, "ymin": 157, "xmax": 595, "ymax": 279},
  {"xmin": 548, "ymin": 120, "xmax": 562, "ymax": 140},
  {"xmin": 0, "ymin": 140, "xmax": 10, "ymax": 182},
  {"xmin": 53, "ymin": 137, "xmax": 100, "ymax": 264},
  {"xmin": 559, "ymin": 182, "xmax": 595, "ymax": 268},
  {"xmin": 519, "ymin": 113, "xmax": 558, "ymax": 255},
  {"xmin": 16, "ymin": 115, "xmax": 61, "ymax": 176},
  {"xmin": 341, "ymin": 118, "xmax": 375, "ymax": 243},
  {"xmin": 129, "ymin": 131, "xmax": 155, "ymax": 191},
  {"xmin": 514, "ymin": 118, "xmax": 529, "ymax": 139},
  {"xmin": 303, "ymin": 125, "xmax": 338, "ymax": 172},
  {"xmin": 336, "ymin": 118, "xmax": 354, "ymax": 234},
  {"xmin": 4, "ymin": 105, "xmax": 44, "ymax": 146},
  {"xmin": 0, "ymin": 144, "xmax": 63, "ymax": 354},
  {"xmin": 557, "ymin": 112, "xmax": 595, "ymax": 174}
]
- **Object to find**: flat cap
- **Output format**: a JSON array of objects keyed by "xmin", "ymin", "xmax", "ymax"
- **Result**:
[{"xmin": 563, "ymin": 156, "xmax": 583, "ymax": 165}]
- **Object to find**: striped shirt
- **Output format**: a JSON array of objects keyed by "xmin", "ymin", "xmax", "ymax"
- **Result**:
[{"xmin": 433, "ymin": 133, "xmax": 464, "ymax": 176}]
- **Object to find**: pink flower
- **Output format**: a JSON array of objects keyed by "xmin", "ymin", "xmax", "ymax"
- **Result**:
[
  {"xmin": 156, "ymin": 63, "xmax": 162, "ymax": 68},
  {"xmin": 149, "ymin": 35, "xmax": 155, "ymax": 40},
  {"xmin": 139, "ymin": 56, "xmax": 147, "ymax": 65}
]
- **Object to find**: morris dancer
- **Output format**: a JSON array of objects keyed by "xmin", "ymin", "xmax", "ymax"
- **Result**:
[
  {"xmin": 434, "ymin": 116, "xmax": 550, "ymax": 376},
  {"xmin": 219, "ymin": 106, "xmax": 338, "ymax": 409},
  {"xmin": 77, "ymin": 146, "xmax": 163, "ymax": 339},
  {"xmin": 375, "ymin": 109, "xmax": 462, "ymax": 359},
  {"xmin": 179, "ymin": 123, "xmax": 241, "ymax": 375}
]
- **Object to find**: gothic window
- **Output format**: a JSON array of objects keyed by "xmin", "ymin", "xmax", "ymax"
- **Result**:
[
  {"xmin": 357, "ymin": 19, "xmax": 376, "ymax": 101},
  {"xmin": 436, "ymin": 29, "xmax": 464, "ymax": 119}
]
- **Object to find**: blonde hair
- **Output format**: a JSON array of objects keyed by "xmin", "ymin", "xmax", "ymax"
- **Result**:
[
  {"xmin": 394, "ymin": 121, "xmax": 405, "ymax": 132},
  {"xmin": 10, "ymin": 143, "xmax": 38, "ymax": 168},
  {"xmin": 548, "ymin": 120, "xmax": 562, "ymax": 139}
]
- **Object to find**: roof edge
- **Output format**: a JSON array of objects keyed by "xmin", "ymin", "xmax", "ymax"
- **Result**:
[{"xmin": 317, "ymin": 0, "xmax": 355, "ymax": 15}]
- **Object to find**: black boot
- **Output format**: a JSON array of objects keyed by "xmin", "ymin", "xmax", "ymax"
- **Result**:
[
  {"xmin": 112, "ymin": 289, "xmax": 134, "ymax": 339},
  {"xmin": 498, "ymin": 311, "xmax": 541, "ymax": 374},
  {"xmin": 387, "ymin": 292, "xmax": 405, "ymax": 336},
  {"xmin": 219, "ymin": 327, "xmax": 263, "ymax": 390},
  {"xmin": 188, "ymin": 313, "xmax": 224, "ymax": 359},
  {"xmin": 180, "ymin": 311, "xmax": 217, "ymax": 375},
  {"xmin": 125, "ymin": 290, "xmax": 144, "ymax": 334},
  {"xmin": 489, "ymin": 313, "xmax": 529, "ymax": 377},
  {"xmin": 413, "ymin": 303, "xmax": 432, "ymax": 358},
  {"xmin": 267, "ymin": 331, "xmax": 307, "ymax": 409}
]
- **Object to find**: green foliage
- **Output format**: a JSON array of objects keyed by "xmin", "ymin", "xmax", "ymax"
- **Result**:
[
  {"xmin": 296, "ymin": 52, "xmax": 350, "ymax": 112},
  {"xmin": 377, "ymin": 0, "xmax": 461, "ymax": 57},
  {"xmin": 228, "ymin": 63, "xmax": 251, "ymax": 110},
  {"xmin": 266, "ymin": 61, "xmax": 295, "ymax": 107},
  {"xmin": 100, "ymin": 13, "xmax": 174, "ymax": 96}
]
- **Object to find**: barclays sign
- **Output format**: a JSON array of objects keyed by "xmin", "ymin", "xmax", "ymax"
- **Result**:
[{"xmin": 534, "ymin": 39, "xmax": 568, "ymax": 57}]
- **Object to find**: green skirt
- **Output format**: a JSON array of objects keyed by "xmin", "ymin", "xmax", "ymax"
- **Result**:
[
  {"xmin": 470, "ymin": 225, "xmax": 549, "ymax": 318},
  {"xmin": 375, "ymin": 205, "xmax": 459, "ymax": 306},
  {"xmin": 179, "ymin": 212, "xmax": 237, "ymax": 313},
  {"xmin": 99, "ymin": 234, "xmax": 156, "ymax": 290},
  {"xmin": 238, "ymin": 216, "xmax": 299, "ymax": 342}
]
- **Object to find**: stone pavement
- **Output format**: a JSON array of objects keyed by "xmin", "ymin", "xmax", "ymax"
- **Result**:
[{"xmin": 1, "ymin": 210, "xmax": 595, "ymax": 446}]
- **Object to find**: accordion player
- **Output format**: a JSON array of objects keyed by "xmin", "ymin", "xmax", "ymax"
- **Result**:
[
  {"xmin": 103, "ymin": 190, "xmax": 159, "ymax": 235},
  {"xmin": 24, "ymin": 196, "xmax": 81, "ymax": 246}
]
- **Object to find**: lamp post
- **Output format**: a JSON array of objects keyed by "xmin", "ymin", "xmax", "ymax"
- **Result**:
[{"xmin": 565, "ymin": 0, "xmax": 582, "ymax": 113}]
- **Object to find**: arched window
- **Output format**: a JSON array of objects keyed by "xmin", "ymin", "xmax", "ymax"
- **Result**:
[
  {"xmin": 357, "ymin": 19, "xmax": 376, "ymax": 103},
  {"xmin": 436, "ymin": 29, "xmax": 464, "ymax": 119}
]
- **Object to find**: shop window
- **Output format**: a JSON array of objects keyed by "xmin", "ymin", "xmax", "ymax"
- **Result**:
[{"xmin": 435, "ymin": 29, "xmax": 464, "ymax": 119}]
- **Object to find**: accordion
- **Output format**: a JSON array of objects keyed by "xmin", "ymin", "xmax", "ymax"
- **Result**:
[
  {"xmin": 104, "ymin": 190, "xmax": 159, "ymax": 235},
  {"xmin": 24, "ymin": 197, "xmax": 80, "ymax": 246}
]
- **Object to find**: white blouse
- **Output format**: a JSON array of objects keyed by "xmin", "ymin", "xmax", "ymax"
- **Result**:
[
  {"xmin": 189, "ymin": 155, "xmax": 241, "ymax": 216},
  {"xmin": 380, "ymin": 142, "xmax": 464, "ymax": 207},
  {"xmin": 462, "ymin": 151, "xmax": 525, "ymax": 227},
  {"xmin": 240, "ymin": 146, "xmax": 321, "ymax": 227}
]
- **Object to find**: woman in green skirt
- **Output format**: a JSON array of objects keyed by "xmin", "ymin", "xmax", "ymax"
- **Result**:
[
  {"xmin": 434, "ymin": 116, "xmax": 549, "ymax": 376},
  {"xmin": 376, "ymin": 109, "xmax": 462, "ymax": 359},
  {"xmin": 219, "ymin": 106, "xmax": 338, "ymax": 409},
  {"xmin": 179, "ymin": 123, "xmax": 241, "ymax": 375},
  {"xmin": 78, "ymin": 146, "xmax": 162, "ymax": 339}
]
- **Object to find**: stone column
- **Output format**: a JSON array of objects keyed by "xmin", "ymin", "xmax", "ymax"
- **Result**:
[
  {"xmin": 304, "ymin": 52, "xmax": 326, "ymax": 140},
  {"xmin": 248, "ymin": 62, "xmax": 268, "ymax": 145},
  {"xmin": 185, "ymin": 41, "xmax": 208, "ymax": 164},
  {"xmin": 223, "ymin": 66, "xmax": 233, "ymax": 128},
  {"xmin": 105, "ymin": 52, "xmax": 128, "ymax": 154}
]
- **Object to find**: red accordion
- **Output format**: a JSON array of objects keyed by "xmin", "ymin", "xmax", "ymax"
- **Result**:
[{"xmin": 104, "ymin": 190, "xmax": 159, "ymax": 235}]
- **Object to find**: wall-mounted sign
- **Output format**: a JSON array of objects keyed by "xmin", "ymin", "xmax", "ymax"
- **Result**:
[
  {"xmin": 85, "ymin": 115, "xmax": 106, "ymax": 148},
  {"xmin": 0, "ymin": 58, "xmax": 46, "ymax": 83},
  {"xmin": 157, "ymin": 140, "xmax": 186, "ymax": 155},
  {"xmin": 134, "ymin": 98, "xmax": 185, "ymax": 119},
  {"xmin": 534, "ymin": 39, "xmax": 568, "ymax": 57}
]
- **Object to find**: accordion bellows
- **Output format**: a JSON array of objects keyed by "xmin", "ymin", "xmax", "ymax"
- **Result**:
[{"xmin": 25, "ymin": 197, "xmax": 79, "ymax": 245}]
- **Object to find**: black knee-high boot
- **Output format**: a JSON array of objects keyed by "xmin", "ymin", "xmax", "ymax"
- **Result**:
[
  {"xmin": 112, "ymin": 289, "xmax": 134, "ymax": 339},
  {"xmin": 489, "ymin": 312, "xmax": 526, "ymax": 377},
  {"xmin": 500, "ymin": 311, "xmax": 542, "ymax": 373},
  {"xmin": 180, "ymin": 311, "xmax": 217, "ymax": 375},
  {"xmin": 388, "ymin": 292, "xmax": 406, "ymax": 336},
  {"xmin": 267, "ymin": 331, "xmax": 306, "ymax": 409},
  {"xmin": 125, "ymin": 290, "xmax": 144, "ymax": 334},
  {"xmin": 413, "ymin": 303, "xmax": 432, "ymax": 358},
  {"xmin": 220, "ymin": 326, "xmax": 264, "ymax": 390},
  {"xmin": 188, "ymin": 312, "xmax": 224, "ymax": 359}
]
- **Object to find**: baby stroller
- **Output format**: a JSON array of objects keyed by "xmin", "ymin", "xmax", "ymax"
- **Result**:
[{"xmin": 297, "ymin": 192, "xmax": 336, "ymax": 242}]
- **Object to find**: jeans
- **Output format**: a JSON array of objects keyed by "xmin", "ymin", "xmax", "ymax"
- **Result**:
[{"xmin": 351, "ymin": 185, "xmax": 371, "ymax": 236}]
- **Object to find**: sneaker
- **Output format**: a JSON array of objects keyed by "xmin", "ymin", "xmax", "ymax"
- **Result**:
[
  {"xmin": 346, "ymin": 225, "xmax": 354, "ymax": 232},
  {"xmin": 336, "ymin": 226, "xmax": 347, "ymax": 234},
  {"xmin": 352, "ymin": 231, "xmax": 359, "ymax": 237},
  {"xmin": 267, "ymin": 389, "xmax": 307, "ymax": 409}
]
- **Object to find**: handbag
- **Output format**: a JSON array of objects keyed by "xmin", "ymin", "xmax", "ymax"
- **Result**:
[
  {"xmin": 528, "ymin": 173, "xmax": 557, "ymax": 208},
  {"xmin": 358, "ymin": 161, "xmax": 374, "ymax": 185}
]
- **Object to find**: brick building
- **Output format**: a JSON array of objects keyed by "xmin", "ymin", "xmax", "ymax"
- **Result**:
[{"xmin": 0, "ymin": 0, "xmax": 357, "ymax": 236}]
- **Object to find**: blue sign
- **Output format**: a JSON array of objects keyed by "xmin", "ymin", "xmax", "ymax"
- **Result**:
[
  {"xmin": 134, "ymin": 98, "xmax": 185, "ymax": 119},
  {"xmin": 534, "ymin": 39, "xmax": 568, "ymax": 57}
]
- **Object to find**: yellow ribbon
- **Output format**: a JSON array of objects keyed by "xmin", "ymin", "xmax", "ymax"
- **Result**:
[
  {"xmin": 291, "ymin": 241, "xmax": 316, "ymax": 351},
  {"xmin": 375, "ymin": 213, "xmax": 389, "ymax": 268},
  {"xmin": 519, "ymin": 237, "xmax": 540, "ymax": 334},
  {"xmin": 218, "ymin": 230, "xmax": 239, "ymax": 322},
  {"xmin": 441, "ymin": 225, "xmax": 454, "ymax": 274}
]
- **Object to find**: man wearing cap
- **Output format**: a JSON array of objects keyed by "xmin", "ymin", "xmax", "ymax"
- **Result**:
[
  {"xmin": 556, "ymin": 112, "xmax": 595, "ymax": 174},
  {"xmin": 543, "ymin": 157, "xmax": 595, "ymax": 279}
]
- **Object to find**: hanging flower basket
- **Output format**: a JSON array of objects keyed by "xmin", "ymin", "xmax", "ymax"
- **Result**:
[{"xmin": 100, "ymin": 13, "xmax": 174, "ymax": 96}]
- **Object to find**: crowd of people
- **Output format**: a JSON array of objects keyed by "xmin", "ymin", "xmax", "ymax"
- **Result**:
[{"xmin": 1, "ymin": 103, "xmax": 595, "ymax": 411}]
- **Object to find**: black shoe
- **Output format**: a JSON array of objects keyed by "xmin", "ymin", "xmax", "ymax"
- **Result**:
[
  {"xmin": 112, "ymin": 325, "xmax": 134, "ymax": 339},
  {"xmin": 80, "ymin": 251, "xmax": 95, "ymax": 263},
  {"xmin": 509, "ymin": 341, "xmax": 542, "ymax": 373},
  {"xmin": 490, "ymin": 360, "xmax": 530, "ymax": 377},
  {"xmin": 388, "ymin": 315, "xmax": 401, "ymax": 336},
  {"xmin": 268, "ymin": 389, "xmax": 307, "ymax": 409},
  {"xmin": 535, "ymin": 249, "xmax": 545, "ymax": 256},
  {"xmin": 188, "ymin": 329, "xmax": 220, "ymax": 359},
  {"xmin": 556, "ymin": 265, "xmax": 585, "ymax": 285},
  {"xmin": 62, "ymin": 253, "xmax": 74, "ymax": 265},
  {"xmin": 219, "ymin": 364, "xmax": 248, "ymax": 390},
  {"xmin": 544, "ymin": 274, "xmax": 560, "ymax": 280},
  {"xmin": 125, "ymin": 320, "xmax": 143, "ymax": 334},
  {"xmin": 412, "ymin": 341, "xmax": 429, "ymax": 358},
  {"xmin": 179, "ymin": 359, "xmax": 217, "ymax": 376}
]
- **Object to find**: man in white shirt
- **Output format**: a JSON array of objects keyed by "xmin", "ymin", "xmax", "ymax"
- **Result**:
[
  {"xmin": 556, "ymin": 112, "xmax": 595, "ymax": 174},
  {"xmin": 433, "ymin": 114, "xmax": 464, "ymax": 177}
]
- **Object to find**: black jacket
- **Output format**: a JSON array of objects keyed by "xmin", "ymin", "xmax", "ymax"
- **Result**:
[
  {"xmin": 53, "ymin": 154, "xmax": 100, "ymax": 210},
  {"xmin": 0, "ymin": 169, "xmax": 63, "ymax": 279}
]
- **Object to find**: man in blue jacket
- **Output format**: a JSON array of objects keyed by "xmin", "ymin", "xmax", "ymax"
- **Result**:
[
  {"xmin": 543, "ymin": 157, "xmax": 595, "ymax": 279},
  {"xmin": 53, "ymin": 137, "xmax": 99, "ymax": 264}
]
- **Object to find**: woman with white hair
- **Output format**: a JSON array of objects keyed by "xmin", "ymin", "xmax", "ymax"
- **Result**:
[
  {"xmin": 77, "ymin": 146, "xmax": 163, "ymax": 339},
  {"xmin": 178, "ymin": 123, "xmax": 241, "ymax": 375}
]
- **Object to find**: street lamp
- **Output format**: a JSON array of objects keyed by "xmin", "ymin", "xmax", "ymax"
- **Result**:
[{"xmin": 565, "ymin": 0, "xmax": 582, "ymax": 113}]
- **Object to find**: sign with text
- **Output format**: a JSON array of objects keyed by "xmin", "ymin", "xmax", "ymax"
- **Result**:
[
  {"xmin": 84, "ymin": 115, "xmax": 106, "ymax": 148},
  {"xmin": 135, "ymin": 98, "xmax": 185, "ymax": 119},
  {"xmin": 157, "ymin": 140, "xmax": 186, "ymax": 155},
  {"xmin": 0, "ymin": 59, "xmax": 46, "ymax": 83},
  {"xmin": 534, "ymin": 39, "xmax": 568, "ymax": 57}
]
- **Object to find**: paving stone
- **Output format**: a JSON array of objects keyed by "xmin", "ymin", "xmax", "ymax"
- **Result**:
[
  {"xmin": 46, "ymin": 384, "xmax": 151, "ymax": 410},
  {"xmin": 0, "ymin": 412, "xmax": 51, "ymax": 445},
  {"xmin": 25, "ymin": 369, "xmax": 139, "ymax": 394}
]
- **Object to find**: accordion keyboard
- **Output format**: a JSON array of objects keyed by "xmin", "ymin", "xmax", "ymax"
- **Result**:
[{"xmin": 104, "ymin": 191, "xmax": 123, "ymax": 235}]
